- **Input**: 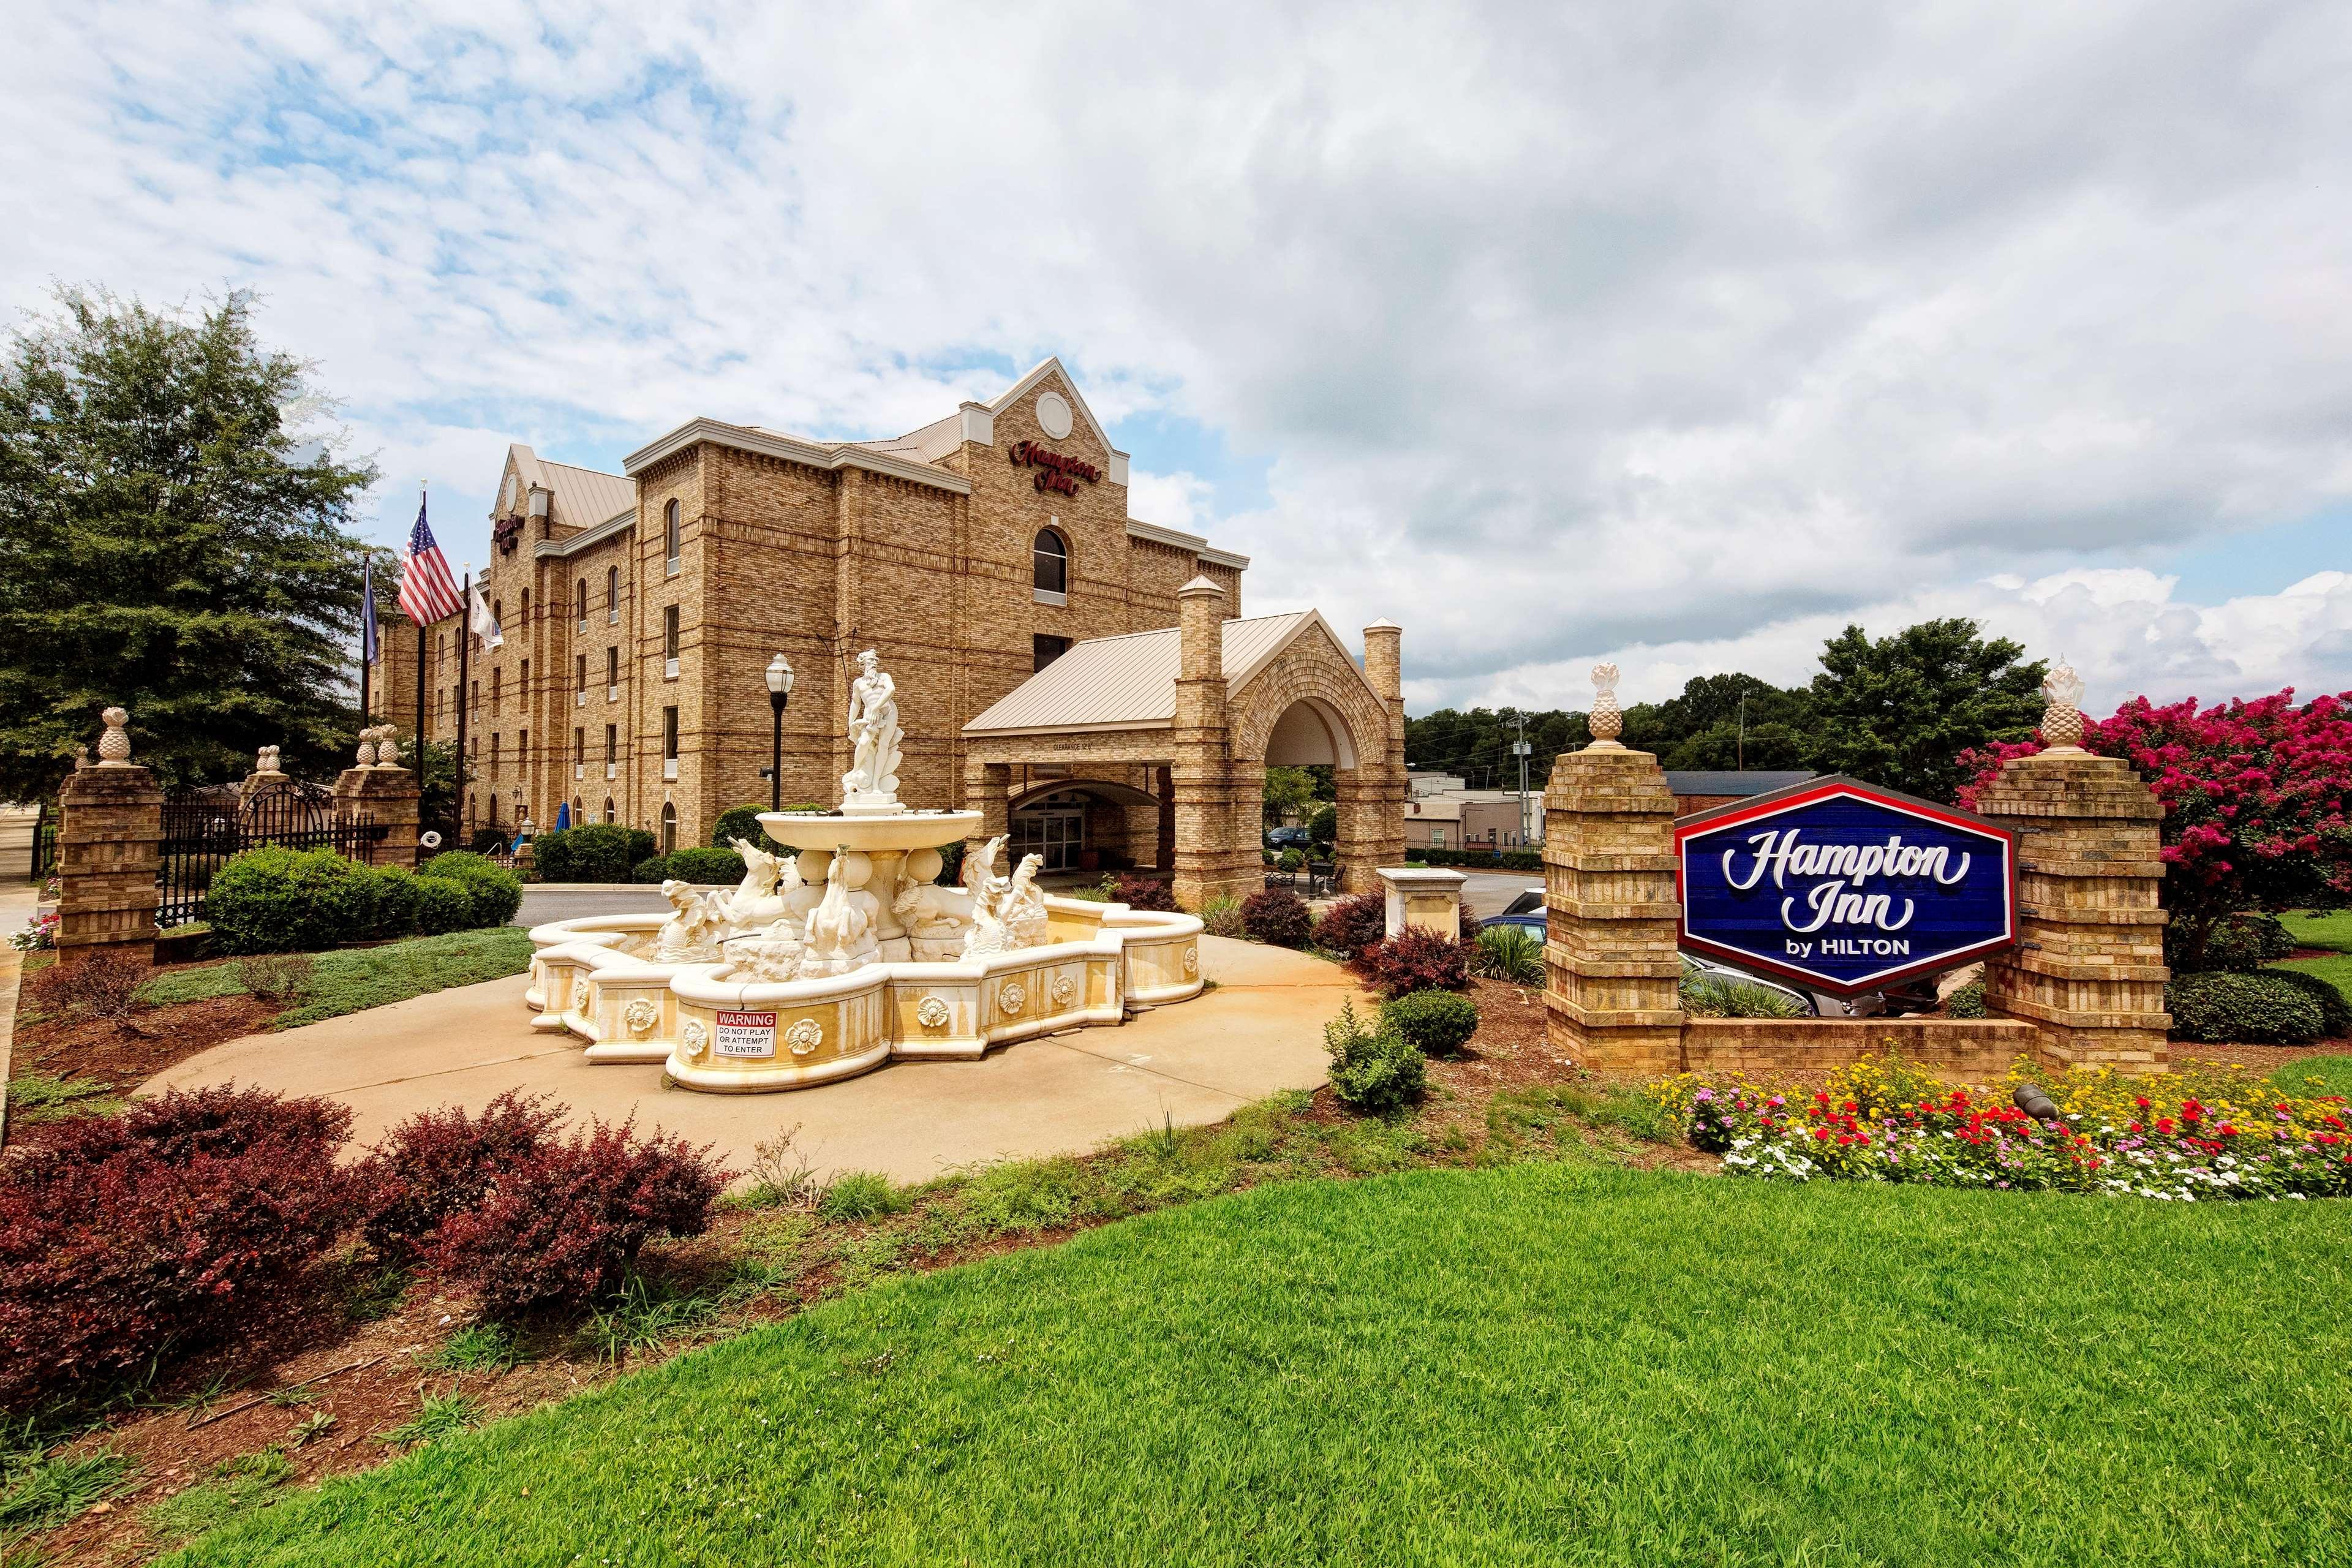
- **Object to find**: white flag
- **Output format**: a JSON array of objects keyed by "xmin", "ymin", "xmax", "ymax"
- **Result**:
[{"xmin": 469, "ymin": 580, "xmax": 503, "ymax": 649}]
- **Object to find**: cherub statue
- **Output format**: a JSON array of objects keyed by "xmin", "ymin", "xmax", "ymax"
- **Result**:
[{"xmin": 655, "ymin": 879, "xmax": 724, "ymax": 963}]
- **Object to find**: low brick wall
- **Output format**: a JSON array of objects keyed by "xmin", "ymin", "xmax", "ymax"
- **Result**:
[{"xmin": 1681, "ymin": 1017, "xmax": 2041, "ymax": 1079}]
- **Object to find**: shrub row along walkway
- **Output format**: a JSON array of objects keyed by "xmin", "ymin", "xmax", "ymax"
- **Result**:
[{"xmin": 146, "ymin": 937, "xmax": 1370, "ymax": 1183}]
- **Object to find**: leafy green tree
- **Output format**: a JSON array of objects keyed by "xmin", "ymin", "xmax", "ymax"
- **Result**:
[
  {"xmin": 1803, "ymin": 619, "xmax": 2045, "ymax": 801},
  {"xmin": 0, "ymin": 287, "xmax": 377, "ymax": 799},
  {"xmin": 1263, "ymin": 765, "xmax": 1319, "ymax": 825}
]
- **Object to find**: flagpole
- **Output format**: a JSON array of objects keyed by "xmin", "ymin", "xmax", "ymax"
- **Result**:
[
  {"xmin": 358, "ymin": 550, "xmax": 373, "ymax": 729},
  {"xmin": 455, "ymin": 562, "xmax": 473, "ymax": 838},
  {"xmin": 412, "ymin": 482, "xmax": 429, "ymax": 769}
]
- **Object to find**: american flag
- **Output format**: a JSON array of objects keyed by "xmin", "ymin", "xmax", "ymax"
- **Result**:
[{"xmin": 395, "ymin": 494, "xmax": 462, "ymax": 625}]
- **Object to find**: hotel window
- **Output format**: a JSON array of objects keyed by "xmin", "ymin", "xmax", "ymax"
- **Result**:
[
  {"xmin": 469, "ymin": 678, "xmax": 479, "ymax": 714},
  {"xmin": 606, "ymin": 566, "xmax": 620, "ymax": 624},
  {"xmin": 605, "ymin": 723, "xmax": 618, "ymax": 778},
  {"xmin": 663, "ymin": 607, "xmax": 680, "ymax": 679},
  {"xmin": 576, "ymin": 579, "xmax": 588, "ymax": 630},
  {"xmin": 660, "ymin": 802, "xmax": 677, "ymax": 854},
  {"xmin": 1033, "ymin": 634, "xmax": 1070, "ymax": 673},
  {"xmin": 602, "ymin": 797, "xmax": 616, "ymax": 824},
  {"xmin": 574, "ymin": 727, "xmax": 584, "ymax": 780},
  {"xmin": 1032, "ymin": 528, "xmax": 1068, "ymax": 603},
  {"xmin": 575, "ymin": 653, "xmax": 586, "ymax": 705},
  {"xmin": 489, "ymin": 733, "xmax": 500, "ymax": 774},
  {"xmin": 606, "ymin": 646, "xmax": 619, "ymax": 699},
  {"xmin": 492, "ymin": 597, "xmax": 503, "ymax": 630},
  {"xmin": 520, "ymin": 589, "xmax": 529, "ymax": 621},
  {"xmin": 519, "ymin": 658, "xmax": 528, "ymax": 695},
  {"xmin": 518, "ymin": 728, "xmax": 527, "ymax": 767},
  {"xmin": 664, "ymin": 501, "xmax": 680, "ymax": 576},
  {"xmin": 490, "ymin": 667, "xmax": 501, "ymax": 714},
  {"xmin": 663, "ymin": 706, "xmax": 679, "ymax": 780}
]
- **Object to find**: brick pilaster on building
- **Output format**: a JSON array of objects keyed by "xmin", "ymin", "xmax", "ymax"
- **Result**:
[
  {"xmin": 1971, "ymin": 750, "xmax": 2171, "ymax": 1072},
  {"xmin": 56, "ymin": 709, "xmax": 163, "ymax": 968},
  {"xmin": 1338, "ymin": 618, "xmax": 1409, "ymax": 894},
  {"xmin": 1540, "ymin": 744, "xmax": 1686, "ymax": 1073}
]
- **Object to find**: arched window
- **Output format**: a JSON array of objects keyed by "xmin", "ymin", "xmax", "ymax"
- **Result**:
[
  {"xmin": 492, "ymin": 597, "xmax": 503, "ymax": 629},
  {"xmin": 602, "ymin": 797, "xmax": 616, "ymax": 824},
  {"xmin": 660, "ymin": 801, "xmax": 678, "ymax": 854},
  {"xmin": 520, "ymin": 589, "xmax": 529, "ymax": 617},
  {"xmin": 606, "ymin": 565, "xmax": 620, "ymax": 624},
  {"xmin": 1033, "ymin": 529, "xmax": 1068, "ymax": 597},
  {"xmin": 663, "ymin": 501, "xmax": 680, "ymax": 573},
  {"xmin": 576, "ymin": 579, "xmax": 588, "ymax": 627}
]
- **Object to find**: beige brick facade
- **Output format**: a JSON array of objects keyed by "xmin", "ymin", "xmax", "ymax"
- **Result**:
[{"xmin": 372, "ymin": 361, "xmax": 1247, "ymax": 853}]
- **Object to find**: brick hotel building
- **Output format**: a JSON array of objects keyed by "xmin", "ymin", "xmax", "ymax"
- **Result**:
[{"xmin": 370, "ymin": 360, "xmax": 1250, "ymax": 864}]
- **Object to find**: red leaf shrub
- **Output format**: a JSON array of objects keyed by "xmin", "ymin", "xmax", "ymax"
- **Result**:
[
  {"xmin": 1959, "ymin": 688, "xmax": 2352, "ymax": 970},
  {"xmin": 354, "ymin": 1091, "xmax": 565, "ymax": 1262},
  {"xmin": 1312, "ymin": 893, "xmax": 1386, "ymax": 958},
  {"xmin": 0, "ymin": 1086, "xmax": 356, "ymax": 1411},
  {"xmin": 426, "ymin": 1118, "xmax": 729, "ymax": 1314},
  {"xmin": 1241, "ymin": 886, "xmax": 1313, "ymax": 948},
  {"xmin": 1457, "ymin": 900, "xmax": 1483, "ymax": 940},
  {"xmin": 1353, "ymin": 926, "xmax": 1473, "ymax": 1000},
  {"xmin": 1110, "ymin": 873, "xmax": 1178, "ymax": 912}
]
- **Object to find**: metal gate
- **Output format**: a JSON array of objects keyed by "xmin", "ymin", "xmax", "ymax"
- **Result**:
[{"xmin": 156, "ymin": 780, "xmax": 381, "ymax": 928}]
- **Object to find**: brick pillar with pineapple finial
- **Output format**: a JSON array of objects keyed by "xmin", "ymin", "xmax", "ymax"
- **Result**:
[{"xmin": 55, "ymin": 706, "xmax": 163, "ymax": 968}]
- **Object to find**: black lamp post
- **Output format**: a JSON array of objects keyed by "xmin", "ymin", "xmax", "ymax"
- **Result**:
[{"xmin": 764, "ymin": 653, "xmax": 794, "ymax": 811}]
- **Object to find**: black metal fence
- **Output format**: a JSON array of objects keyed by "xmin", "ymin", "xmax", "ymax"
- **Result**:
[
  {"xmin": 157, "ymin": 780, "xmax": 382, "ymax": 929},
  {"xmin": 24, "ymin": 800, "xmax": 56, "ymax": 883}
]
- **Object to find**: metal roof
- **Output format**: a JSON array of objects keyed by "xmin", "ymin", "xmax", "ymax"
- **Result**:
[
  {"xmin": 1662, "ymin": 770, "xmax": 1816, "ymax": 796},
  {"xmin": 506, "ymin": 445, "xmax": 636, "ymax": 533},
  {"xmin": 965, "ymin": 611, "xmax": 1346, "ymax": 735}
]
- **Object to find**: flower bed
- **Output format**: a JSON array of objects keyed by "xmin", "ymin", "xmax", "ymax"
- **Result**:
[{"xmin": 1657, "ymin": 1055, "xmax": 2352, "ymax": 1201}]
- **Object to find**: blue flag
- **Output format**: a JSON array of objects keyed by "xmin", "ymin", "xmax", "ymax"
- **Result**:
[{"xmin": 361, "ymin": 552, "xmax": 380, "ymax": 663}]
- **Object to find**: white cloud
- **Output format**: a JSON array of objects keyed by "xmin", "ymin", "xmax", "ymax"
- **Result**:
[{"xmin": 2, "ymin": 0, "xmax": 2348, "ymax": 712}]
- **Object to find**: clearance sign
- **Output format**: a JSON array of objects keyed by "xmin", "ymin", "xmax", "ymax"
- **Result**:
[{"xmin": 1674, "ymin": 778, "xmax": 2017, "ymax": 997}]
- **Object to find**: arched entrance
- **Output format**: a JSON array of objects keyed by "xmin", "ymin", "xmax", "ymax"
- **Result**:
[{"xmin": 1007, "ymin": 777, "xmax": 1166, "ymax": 875}]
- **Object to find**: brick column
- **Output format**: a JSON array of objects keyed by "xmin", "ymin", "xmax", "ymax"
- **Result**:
[
  {"xmin": 55, "ymin": 707, "xmax": 162, "ymax": 968},
  {"xmin": 1338, "ymin": 618, "xmax": 1409, "ymax": 894},
  {"xmin": 963, "ymin": 759, "xmax": 1011, "ymax": 867},
  {"xmin": 1540, "ymin": 742, "xmax": 1684, "ymax": 1073},
  {"xmin": 1172, "ymin": 576, "xmax": 1248, "ymax": 910},
  {"xmin": 1971, "ymin": 748, "xmax": 2170, "ymax": 1072},
  {"xmin": 334, "ymin": 740, "xmax": 424, "ymax": 871}
]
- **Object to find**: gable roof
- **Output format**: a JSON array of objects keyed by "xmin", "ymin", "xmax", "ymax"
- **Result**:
[
  {"xmin": 963, "ymin": 609, "xmax": 1371, "ymax": 736},
  {"xmin": 986, "ymin": 356, "xmax": 1128, "ymax": 467},
  {"xmin": 502, "ymin": 445, "xmax": 636, "ymax": 530}
]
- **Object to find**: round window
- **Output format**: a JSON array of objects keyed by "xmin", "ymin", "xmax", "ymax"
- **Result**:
[{"xmin": 1036, "ymin": 391, "xmax": 1074, "ymax": 440}]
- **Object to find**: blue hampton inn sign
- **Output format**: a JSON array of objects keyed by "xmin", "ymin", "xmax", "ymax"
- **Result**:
[{"xmin": 1674, "ymin": 778, "xmax": 2018, "ymax": 998}]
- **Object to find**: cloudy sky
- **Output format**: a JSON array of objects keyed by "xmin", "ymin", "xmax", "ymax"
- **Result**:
[{"xmin": 7, "ymin": 1, "xmax": 2348, "ymax": 714}]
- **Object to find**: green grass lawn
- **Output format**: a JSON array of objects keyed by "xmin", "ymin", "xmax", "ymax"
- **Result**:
[
  {"xmin": 168, "ymin": 1166, "xmax": 2352, "ymax": 1567},
  {"xmin": 2273, "ymin": 1054, "xmax": 2352, "ymax": 1098},
  {"xmin": 136, "ymin": 928, "xmax": 533, "ymax": 1030},
  {"xmin": 2280, "ymin": 909, "xmax": 2352, "ymax": 953}
]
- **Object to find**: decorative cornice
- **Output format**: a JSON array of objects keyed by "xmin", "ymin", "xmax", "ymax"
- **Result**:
[
  {"xmin": 1126, "ymin": 519, "xmax": 1250, "ymax": 571},
  {"xmin": 531, "ymin": 508, "xmax": 637, "ymax": 560}
]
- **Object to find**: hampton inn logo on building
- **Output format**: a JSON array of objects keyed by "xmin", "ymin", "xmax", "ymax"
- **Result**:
[
  {"xmin": 1673, "ymin": 777, "xmax": 2018, "ymax": 996},
  {"xmin": 1008, "ymin": 440, "xmax": 1101, "ymax": 495}
]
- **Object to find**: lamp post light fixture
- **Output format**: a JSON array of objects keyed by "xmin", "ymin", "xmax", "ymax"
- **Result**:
[{"xmin": 764, "ymin": 654, "xmax": 794, "ymax": 812}]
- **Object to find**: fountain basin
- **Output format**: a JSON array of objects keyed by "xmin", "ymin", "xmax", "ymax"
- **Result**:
[{"xmin": 756, "ymin": 809, "xmax": 983, "ymax": 853}]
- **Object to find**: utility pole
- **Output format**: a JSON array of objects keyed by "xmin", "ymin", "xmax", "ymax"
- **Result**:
[
  {"xmin": 1510, "ymin": 712, "xmax": 1532, "ymax": 847},
  {"xmin": 1737, "ymin": 692, "xmax": 1747, "ymax": 772}
]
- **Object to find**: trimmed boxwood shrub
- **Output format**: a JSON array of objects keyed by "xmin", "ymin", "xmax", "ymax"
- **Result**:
[
  {"xmin": 1241, "ymin": 886, "xmax": 1313, "ymax": 948},
  {"xmin": 1944, "ymin": 979, "xmax": 1988, "ymax": 1019},
  {"xmin": 1406, "ymin": 846, "xmax": 1544, "ymax": 872},
  {"xmin": 1381, "ymin": 990, "xmax": 1480, "ymax": 1057},
  {"xmin": 1322, "ymin": 999, "xmax": 1425, "ymax": 1115},
  {"xmin": 533, "ymin": 823, "xmax": 643, "ymax": 883},
  {"xmin": 663, "ymin": 846, "xmax": 747, "ymax": 886},
  {"xmin": 0, "ymin": 1085, "xmax": 357, "ymax": 1410},
  {"xmin": 2263, "ymin": 968, "xmax": 2352, "ymax": 1039},
  {"xmin": 1354, "ymin": 926, "xmax": 1474, "ymax": 1000},
  {"xmin": 413, "ymin": 875, "xmax": 477, "ymax": 935},
  {"xmin": 2177, "ymin": 912, "xmax": 2299, "ymax": 973},
  {"xmin": 206, "ymin": 846, "xmax": 375, "ymax": 955},
  {"xmin": 418, "ymin": 851, "xmax": 524, "ymax": 927},
  {"xmin": 1313, "ymin": 892, "xmax": 1387, "ymax": 960},
  {"xmin": 365, "ymin": 864, "xmax": 424, "ymax": 939},
  {"xmin": 2167, "ymin": 971, "xmax": 2327, "ymax": 1046},
  {"xmin": 630, "ymin": 855, "xmax": 670, "ymax": 884}
]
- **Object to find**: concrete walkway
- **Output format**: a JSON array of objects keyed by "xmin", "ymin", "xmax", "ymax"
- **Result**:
[{"xmin": 145, "ymin": 937, "xmax": 1368, "ymax": 1185}]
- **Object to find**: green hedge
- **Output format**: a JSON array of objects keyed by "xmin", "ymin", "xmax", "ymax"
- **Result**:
[
  {"xmin": 2167, "ymin": 971, "xmax": 2327, "ymax": 1046},
  {"xmin": 1381, "ymin": 991, "xmax": 1480, "ymax": 1057},
  {"xmin": 2263, "ymin": 968, "xmax": 2351, "ymax": 1038},
  {"xmin": 663, "ymin": 846, "xmax": 747, "ymax": 885},
  {"xmin": 205, "ymin": 848, "xmax": 519, "ymax": 954},
  {"xmin": 532, "ymin": 824, "xmax": 655, "ymax": 883}
]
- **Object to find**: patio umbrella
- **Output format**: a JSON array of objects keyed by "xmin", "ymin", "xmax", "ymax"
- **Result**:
[{"xmin": 555, "ymin": 801, "xmax": 571, "ymax": 831}]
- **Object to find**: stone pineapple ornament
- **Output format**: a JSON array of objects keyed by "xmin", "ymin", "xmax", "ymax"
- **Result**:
[{"xmin": 1588, "ymin": 663, "xmax": 1624, "ymax": 747}]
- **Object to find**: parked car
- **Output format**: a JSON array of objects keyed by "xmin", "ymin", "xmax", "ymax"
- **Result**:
[
  {"xmin": 1488, "ymin": 888, "xmax": 1938, "ymax": 1017},
  {"xmin": 1264, "ymin": 825, "xmax": 1314, "ymax": 851}
]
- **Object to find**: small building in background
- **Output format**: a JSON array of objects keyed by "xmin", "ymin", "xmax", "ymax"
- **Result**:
[
  {"xmin": 1664, "ymin": 770, "xmax": 1816, "ymax": 816},
  {"xmin": 1404, "ymin": 788, "xmax": 1539, "ymax": 852}
]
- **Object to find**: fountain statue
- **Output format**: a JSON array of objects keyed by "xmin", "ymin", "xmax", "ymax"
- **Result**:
[{"xmin": 521, "ymin": 650, "xmax": 1207, "ymax": 1091}]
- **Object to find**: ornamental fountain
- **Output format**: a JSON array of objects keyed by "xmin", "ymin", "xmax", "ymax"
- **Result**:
[{"xmin": 522, "ymin": 652, "xmax": 1204, "ymax": 1091}]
